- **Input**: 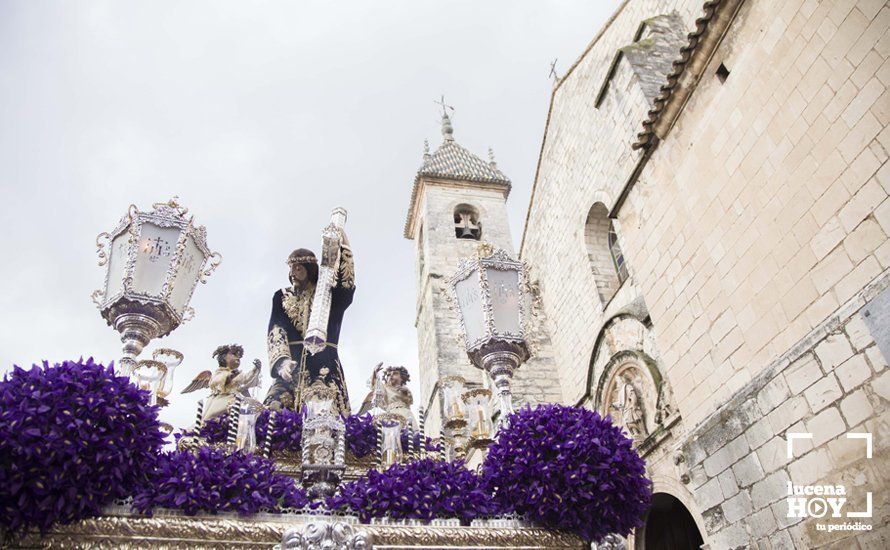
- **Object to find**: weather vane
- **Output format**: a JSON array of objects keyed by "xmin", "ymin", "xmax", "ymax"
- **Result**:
[
  {"xmin": 549, "ymin": 59, "xmax": 560, "ymax": 84},
  {"xmin": 434, "ymin": 95, "xmax": 454, "ymax": 117}
]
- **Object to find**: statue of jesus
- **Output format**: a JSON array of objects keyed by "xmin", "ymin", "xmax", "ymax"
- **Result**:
[{"xmin": 263, "ymin": 235, "xmax": 354, "ymax": 415}]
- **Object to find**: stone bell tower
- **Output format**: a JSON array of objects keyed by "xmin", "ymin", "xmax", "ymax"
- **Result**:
[{"xmin": 404, "ymin": 111, "xmax": 562, "ymax": 433}]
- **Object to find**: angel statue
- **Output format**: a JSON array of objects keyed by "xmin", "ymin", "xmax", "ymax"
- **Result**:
[
  {"xmin": 358, "ymin": 363, "xmax": 416, "ymax": 429},
  {"xmin": 182, "ymin": 344, "xmax": 262, "ymax": 423}
]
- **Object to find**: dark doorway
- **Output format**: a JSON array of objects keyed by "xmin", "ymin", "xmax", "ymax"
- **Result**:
[{"xmin": 643, "ymin": 493, "xmax": 704, "ymax": 550}]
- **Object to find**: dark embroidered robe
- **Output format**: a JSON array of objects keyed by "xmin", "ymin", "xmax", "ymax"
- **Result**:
[{"xmin": 263, "ymin": 246, "xmax": 354, "ymax": 414}]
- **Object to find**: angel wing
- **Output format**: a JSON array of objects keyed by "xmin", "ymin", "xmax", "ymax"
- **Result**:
[{"xmin": 181, "ymin": 370, "xmax": 212, "ymax": 394}]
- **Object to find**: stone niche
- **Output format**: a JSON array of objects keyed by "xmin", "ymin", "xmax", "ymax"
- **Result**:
[{"xmin": 591, "ymin": 316, "xmax": 678, "ymax": 456}]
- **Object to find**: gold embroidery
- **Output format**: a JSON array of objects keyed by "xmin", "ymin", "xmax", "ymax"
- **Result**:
[
  {"xmin": 339, "ymin": 246, "xmax": 355, "ymax": 289},
  {"xmin": 282, "ymin": 286, "xmax": 313, "ymax": 333},
  {"xmin": 267, "ymin": 325, "xmax": 291, "ymax": 368}
]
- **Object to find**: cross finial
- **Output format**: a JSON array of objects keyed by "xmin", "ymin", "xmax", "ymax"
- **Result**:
[
  {"xmin": 434, "ymin": 94, "xmax": 454, "ymax": 117},
  {"xmin": 549, "ymin": 58, "xmax": 560, "ymax": 85},
  {"xmin": 434, "ymin": 95, "xmax": 455, "ymax": 141}
]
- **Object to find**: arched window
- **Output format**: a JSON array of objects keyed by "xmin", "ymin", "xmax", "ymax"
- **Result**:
[
  {"xmin": 585, "ymin": 203, "xmax": 621, "ymax": 304},
  {"xmin": 454, "ymin": 204, "xmax": 481, "ymax": 240},
  {"xmin": 608, "ymin": 221, "xmax": 629, "ymax": 284}
]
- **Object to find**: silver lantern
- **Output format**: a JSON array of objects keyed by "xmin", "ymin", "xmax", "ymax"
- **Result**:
[
  {"xmin": 450, "ymin": 243, "xmax": 530, "ymax": 426},
  {"xmin": 92, "ymin": 197, "xmax": 221, "ymax": 371}
]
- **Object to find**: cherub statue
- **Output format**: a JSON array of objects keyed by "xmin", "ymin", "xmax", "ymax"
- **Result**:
[
  {"xmin": 358, "ymin": 363, "xmax": 416, "ymax": 429},
  {"xmin": 182, "ymin": 344, "xmax": 262, "ymax": 423}
]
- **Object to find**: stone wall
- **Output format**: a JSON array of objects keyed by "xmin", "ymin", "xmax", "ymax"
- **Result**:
[
  {"xmin": 521, "ymin": 0, "xmax": 890, "ymax": 546},
  {"xmin": 678, "ymin": 277, "xmax": 889, "ymax": 548}
]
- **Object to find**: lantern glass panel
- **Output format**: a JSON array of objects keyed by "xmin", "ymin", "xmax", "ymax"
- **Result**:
[
  {"xmin": 236, "ymin": 409, "xmax": 258, "ymax": 453},
  {"xmin": 485, "ymin": 267, "xmax": 521, "ymax": 335},
  {"xmin": 132, "ymin": 223, "xmax": 180, "ymax": 296},
  {"xmin": 442, "ymin": 379, "xmax": 466, "ymax": 422},
  {"xmin": 169, "ymin": 235, "xmax": 204, "ymax": 314},
  {"xmin": 467, "ymin": 394, "xmax": 492, "ymax": 440},
  {"xmin": 381, "ymin": 422, "xmax": 403, "ymax": 467},
  {"xmin": 105, "ymin": 232, "xmax": 130, "ymax": 298},
  {"xmin": 454, "ymin": 271, "xmax": 485, "ymax": 344}
]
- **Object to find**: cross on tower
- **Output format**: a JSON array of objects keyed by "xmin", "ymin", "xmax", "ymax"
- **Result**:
[
  {"xmin": 549, "ymin": 59, "xmax": 560, "ymax": 84},
  {"xmin": 434, "ymin": 95, "xmax": 454, "ymax": 117}
]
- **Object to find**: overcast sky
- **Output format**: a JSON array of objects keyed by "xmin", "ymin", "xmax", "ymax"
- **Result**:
[{"xmin": 0, "ymin": 1, "xmax": 620, "ymax": 431}]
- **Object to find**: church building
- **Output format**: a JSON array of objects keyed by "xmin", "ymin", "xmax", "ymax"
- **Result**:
[{"xmin": 408, "ymin": 0, "xmax": 890, "ymax": 547}]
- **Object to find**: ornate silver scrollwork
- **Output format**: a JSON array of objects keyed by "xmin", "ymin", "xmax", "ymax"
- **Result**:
[
  {"xmin": 96, "ymin": 232, "xmax": 111, "ymax": 266},
  {"xmin": 278, "ymin": 520, "xmax": 372, "ymax": 550},
  {"xmin": 199, "ymin": 251, "xmax": 223, "ymax": 284}
]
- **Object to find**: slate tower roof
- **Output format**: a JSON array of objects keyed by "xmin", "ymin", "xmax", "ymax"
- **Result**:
[{"xmin": 404, "ymin": 113, "xmax": 511, "ymax": 238}]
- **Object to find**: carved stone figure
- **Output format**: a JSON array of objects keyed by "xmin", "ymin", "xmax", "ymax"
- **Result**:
[
  {"xmin": 263, "ymin": 236, "xmax": 355, "ymax": 415},
  {"xmin": 654, "ymin": 378, "xmax": 676, "ymax": 425},
  {"xmin": 611, "ymin": 371, "xmax": 647, "ymax": 440},
  {"xmin": 181, "ymin": 344, "xmax": 261, "ymax": 423},
  {"xmin": 358, "ymin": 364, "xmax": 416, "ymax": 429}
]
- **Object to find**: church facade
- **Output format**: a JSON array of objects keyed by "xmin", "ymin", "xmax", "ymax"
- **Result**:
[{"xmin": 408, "ymin": 0, "xmax": 889, "ymax": 547}]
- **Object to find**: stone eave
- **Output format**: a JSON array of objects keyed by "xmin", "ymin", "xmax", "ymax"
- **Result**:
[{"xmin": 632, "ymin": 0, "xmax": 746, "ymax": 150}]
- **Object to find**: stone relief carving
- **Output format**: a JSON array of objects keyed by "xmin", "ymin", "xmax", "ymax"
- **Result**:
[{"xmin": 604, "ymin": 363, "xmax": 652, "ymax": 441}]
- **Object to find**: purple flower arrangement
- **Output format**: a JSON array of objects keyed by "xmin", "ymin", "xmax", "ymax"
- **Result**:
[
  {"xmin": 132, "ymin": 447, "xmax": 308, "ymax": 515},
  {"xmin": 0, "ymin": 358, "xmax": 165, "ymax": 535},
  {"xmin": 344, "ymin": 413, "xmax": 377, "ymax": 457},
  {"xmin": 344, "ymin": 413, "xmax": 439, "ymax": 458},
  {"xmin": 481, "ymin": 404, "xmax": 652, "ymax": 542},
  {"xmin": 1, "ymin": 360, "xmax": 651, "ymax": 541},
  {"xmin": 188, "ymin": 408, "xmax": 303, "ymax": 452},
  {"xmin": 328, "ymin": 458, "xmax": 497, "ymax": 524}
]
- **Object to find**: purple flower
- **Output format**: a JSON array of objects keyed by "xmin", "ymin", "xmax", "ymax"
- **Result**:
[
  {"xmin": 0, "ymin": 358, "xmax": 165, "ymax": 535},
  {"xmin": 481, "ymin": 404, "xmax": 652, "ymax": 542},
  {"xmin": 132, "ymin": 447, "xmax": 307, "ymax": 515},
  {"xmin": 185, "ymin": 408, "xmax": 303, "ymax": 453},
  {"xmin": 344, "ymin": 414, "xmax": 439, "ymax": 458},
  {"xmin": 327, "ymin": 458, "xmax": 496, "ymax": 524}
]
